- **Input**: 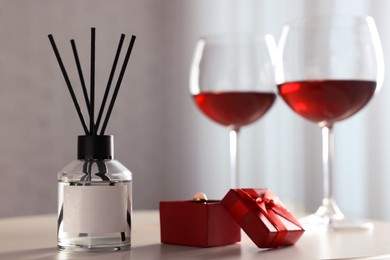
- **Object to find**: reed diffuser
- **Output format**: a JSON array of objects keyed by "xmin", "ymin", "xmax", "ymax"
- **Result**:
[{"xmin": 48, "ymin": 28, "xmax": 136, "ymax": 252}]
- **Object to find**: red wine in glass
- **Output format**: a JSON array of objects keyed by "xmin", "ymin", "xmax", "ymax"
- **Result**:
[
  {"xmin": 193, "ymin": 91, "xmax": 276, "ymax": 129},
  {"xmin": 277, "ymin": 80, "xmax": 376, "ymax": 126}
]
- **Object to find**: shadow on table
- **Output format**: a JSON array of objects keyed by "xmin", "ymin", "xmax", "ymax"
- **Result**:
[
  {"xmin": 132, "ymin": 243, "xmax": 242, "ymax": 259},
  {"xmin": 133, "ymin": 243, "xmax": 306, "ymax": 259}
]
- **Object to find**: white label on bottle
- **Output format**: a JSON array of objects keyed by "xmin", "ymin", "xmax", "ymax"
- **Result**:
[{"xmin": 63, "ymin": 185, "xmax": 128, "ymax": 234}]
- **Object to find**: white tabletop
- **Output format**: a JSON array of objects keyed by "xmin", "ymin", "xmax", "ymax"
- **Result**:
[{"xmin": 1, "ymin": 211, "xmax": 390, "ymax": 259}]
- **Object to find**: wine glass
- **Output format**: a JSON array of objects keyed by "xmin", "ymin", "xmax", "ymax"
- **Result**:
[
  {"xmin": 189, "ymin": 34, "xmax": 277, "ymax": 188},
  {"xmin": 275, "ymin": 16, "xmax": 384, "ymax": 230}
]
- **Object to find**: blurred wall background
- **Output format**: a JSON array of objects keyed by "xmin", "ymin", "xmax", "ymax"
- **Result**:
[{"xmin": 0, "ymin": 0, "xmax": 389, "ymax": 220}]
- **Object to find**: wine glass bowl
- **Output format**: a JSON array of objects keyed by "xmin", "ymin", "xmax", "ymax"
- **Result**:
[
  {"xmin": 278, "ymin": 79, "xmax": 376, "ymax": 128},
  {"xmin": 193, "ymin": 91, "xmax": 276, "ymax": 130},
  {"xmin": 190, "ymin": 34, "xmax": 277, "ymax": 188},
  {"xmin": 275, "ymin": 16, "xmax": 384, "ymax": 230}
]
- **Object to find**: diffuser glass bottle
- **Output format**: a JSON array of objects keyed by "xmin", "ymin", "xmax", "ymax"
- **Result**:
[
  {"xmin": 57, "ymin": 135, "xmax": 132, "ymax": 252},
  {"xmin": 48, "ymin": 28, "xmax": 136, "ymax": 252}
]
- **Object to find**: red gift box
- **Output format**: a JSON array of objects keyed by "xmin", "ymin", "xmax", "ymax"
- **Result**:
[
  {"xmin": 160, "ymin": 200, "xmax": 241, "ymax": 247},
  {"xmin": 221, "ymin": 188, "xmax": 304, "ymax": 248}
]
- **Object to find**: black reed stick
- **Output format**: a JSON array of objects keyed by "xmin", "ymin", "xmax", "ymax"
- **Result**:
[
  {"xmin": 48, "ymin": 34, "xmax": 90, "ymax": 135},
  {"xmin": 94, "ymin": 34, "xmax": 126, "ymax": 135},
  {"xmin": 90, "ymin": 28, "xmax": 96, "ymax": 135},
  {"xmin": 100, "ymin": 35, "xmax": 136, "ymax": 135},
  {"xmin": 49, "ymin": 29, "xmax": 136, "ymax": 137},
  {"xmin": 71, "ymin": 39, "xmax": 90, "ymax": 116}
]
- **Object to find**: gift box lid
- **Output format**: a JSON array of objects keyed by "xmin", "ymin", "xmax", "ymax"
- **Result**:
[{"xmin": 221, "ymin": 188, "xmax": 304, "ymax": 248}]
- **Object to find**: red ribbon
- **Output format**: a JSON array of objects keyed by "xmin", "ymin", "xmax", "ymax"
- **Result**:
[{"xmin": 235, "ymin": 189, "xmax": 303, "ymax": 247}]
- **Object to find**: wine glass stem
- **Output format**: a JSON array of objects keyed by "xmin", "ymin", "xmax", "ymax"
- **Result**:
[
  {"xmin": 229, "ymin": 128, "xmax": 240, "ymax": 188},
  {"xmin": 319, "ymin": 125, "xmax": 343, "ymax": 220},
  {"xmin": 322, "ymin": 125, "xmax": 333, "ymax": 200}
]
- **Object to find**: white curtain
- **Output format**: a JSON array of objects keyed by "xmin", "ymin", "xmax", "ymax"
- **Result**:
[{"xmin": 0, "ymin": 0, "xmax": 389, "ymax": 220}]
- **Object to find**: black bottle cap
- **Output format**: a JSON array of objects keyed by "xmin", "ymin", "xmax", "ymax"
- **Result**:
[{"xmin": 77, "ymin": 135, "xmax": 114, "ymax": 160}]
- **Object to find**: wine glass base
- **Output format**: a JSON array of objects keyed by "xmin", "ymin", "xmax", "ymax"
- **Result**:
[
  {"xmin": 300, "ymin": 213, "xmax": 373, "ymax": 231},
  {"xmin": 301, "ymin": 198, "xmax": 373, "ymax": 231}
]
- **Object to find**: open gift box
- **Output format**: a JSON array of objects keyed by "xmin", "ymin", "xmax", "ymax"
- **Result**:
[
  {"xmin": 221, "ymin": 188, "xmax": 304, "ymax": 248},
  {"xmin": 160, "ymin": 199, "xmax": 241, "ymax": 247}
]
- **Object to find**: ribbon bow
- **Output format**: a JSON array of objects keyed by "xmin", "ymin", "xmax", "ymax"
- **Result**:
[{"xmin": 256, "ymin": 196, "xmax": 275, "ymax": 209}]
